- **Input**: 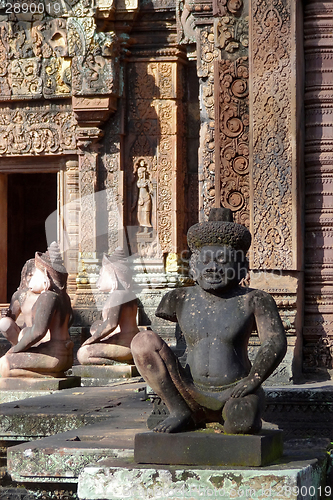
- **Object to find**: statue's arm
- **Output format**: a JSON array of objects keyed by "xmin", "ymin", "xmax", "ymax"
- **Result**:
[
  {"xmin": 83, "ymin": 305, "xmax": 121, "ymax": 346},
  {"xmin": 8, "ymin": 290, "xmax": 22, "ymax": 320},
  {"xmin": 9, "ymin": 292, "xmax": 58, "ymax": 353},
  {"xmin": 230, "ymin": 291, "xmax": 287, "ymax": 398},
  {"xmin": 155, "ymin": 289, "xmax": 182, "ymax": 323}
]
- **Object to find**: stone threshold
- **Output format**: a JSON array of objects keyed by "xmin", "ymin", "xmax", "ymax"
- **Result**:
[{"xmin": 77, "ymin": 453, "xmax": 329, "ymax": 500}]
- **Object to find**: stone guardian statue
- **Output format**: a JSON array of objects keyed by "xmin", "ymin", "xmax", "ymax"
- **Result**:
[
  {"xmin": 0, "ymin": 242, "xmax": 73, "ymax": 378},
  {"xmin": 131, "ymin": 208, "xmax": 287, "ymax": 434}
]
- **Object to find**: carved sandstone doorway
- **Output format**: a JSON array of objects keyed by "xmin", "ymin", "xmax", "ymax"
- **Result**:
[{"xmin": 7, "ymin": 173, "xmax": 57, "ymax": 301}]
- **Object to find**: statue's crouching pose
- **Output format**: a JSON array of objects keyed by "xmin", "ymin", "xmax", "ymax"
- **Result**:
[
  {"xmin": 0, "ymin": 243, "xmax": 73, "ymax": 378},
  {"xmin": 131, "ymin": 208, "xmax": 287, "ymax": 434},
  {"xmin": 77, "ymin": 247, "xmax": 139, "ymax": 366},
  {"xmin": 0, "ymin": 258, "xmax": 37, "ymax": 347}
]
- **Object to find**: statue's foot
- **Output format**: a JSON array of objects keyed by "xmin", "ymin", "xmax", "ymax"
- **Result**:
[{"xmin": 153, "ymin": 412, "xmax": 196, "ymax": 433}]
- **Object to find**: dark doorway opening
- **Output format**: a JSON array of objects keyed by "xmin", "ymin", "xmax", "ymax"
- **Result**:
[{"xmin": 7, "ymin": 173, "xmax": 57, "ymax": 301}]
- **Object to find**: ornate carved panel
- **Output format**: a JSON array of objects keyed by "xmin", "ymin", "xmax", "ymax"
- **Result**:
[
  {"xmin": 125, "ymin": 56, "xmax": 186, "ymax": 255},
  {"xmin": 303, "ymin": 0, "xmax": 333, "ymax": 369},
  {"xmin": 214, "ymin": 57, "xmax": 249, "ymax": 227},
  {"xmin": 0, "ymin": 9, "xmax": 119, "ymax": 101},
  {"xmin": 250, "ymin": 0, "xmax": 298, "ymax": 270},
  {"xmin": 0, "ymin": 104, "xmax": 76, "ymax": 156},
  {"xmin": 197, "ymin": 27, "xmax": 220, "ymax": 219}
]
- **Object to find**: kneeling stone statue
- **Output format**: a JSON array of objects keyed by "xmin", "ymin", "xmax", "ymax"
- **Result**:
[
  {"xmin": 0, "ymin": 243, "xmax": 73, "ymax": 378},
  {"xmin": 131, "ymin": 208, "xmax": 287, "ymax": 434}
]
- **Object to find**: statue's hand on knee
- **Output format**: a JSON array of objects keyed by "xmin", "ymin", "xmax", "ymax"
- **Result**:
[{"xmin": 229, "ymin": 375, "xmax": 261, "ymax": 399}]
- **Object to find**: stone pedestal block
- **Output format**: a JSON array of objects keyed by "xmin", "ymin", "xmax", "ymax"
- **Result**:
[
  {"xmin": 0, "ymin": 377, "xmax": 81, "ymax": 391},
  {"xmin": 71, "ymin": 365, "xmax": 139, "ymax": 386},
  {"xmin": 134, "ymin": 429, "xmax": 283, "ymax": 467},
  {"xmin": 78, "ymin": 454, "xmax": 328, "ymax": 500}
]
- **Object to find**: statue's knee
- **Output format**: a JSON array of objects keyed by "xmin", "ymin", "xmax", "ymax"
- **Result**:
[
  {"xmin": 222, "ymin": 394, "xmax": 263, "ymax": 434},
  {"xmin": 130, "ymin": 330, "xmax": 161, "ymax": 356},
  {"xmin": 77, "ymin": 346, "xmax": 87, "ymax": 365}
]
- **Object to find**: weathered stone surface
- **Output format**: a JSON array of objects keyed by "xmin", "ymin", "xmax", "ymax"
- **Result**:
[
  {"xmin": 0, "ymin": 377, "xmax": 81, "ymax": 391},
  {"xmin": 71, "ymin": 364, "xmax": 139, "ymax": 383},
  {"xmin": 134, "ymin": 429, "xmax": 283, "ymax": 467},
  {"xmin": 77, "ymin": 454, "xmax": 328, "ymax": 500},
  {"xmin": 303, "ymin": 0, "xmax": 333, "ymax": 372},
  {"xmin": 0, "ymin": 383, "xmax": 146, "ymax": 442},
  {"xmin": 5, "ymin": 382, "xmax": 149, "ymax": 483}
]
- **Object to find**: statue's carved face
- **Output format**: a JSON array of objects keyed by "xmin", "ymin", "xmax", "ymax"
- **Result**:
[
  {"xmin": 194, "ymin": 245, "xmax": 247, "ymax": 292},
  {"xmin": 29, "ymin": 268, "xmax": 47, "ymax": 294},
  {"xmin": 96, "ymin": 266, "xmax": 114, "ymax": 292}
]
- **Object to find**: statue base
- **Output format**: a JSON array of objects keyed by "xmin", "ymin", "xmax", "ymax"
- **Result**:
[
  {"xmin": 70, "ymin": 364, "xmax": 139, "ymax": 386},
  {"xmin": 0, "ymin": 376, "xmax": 81, "ymax": 404},
  {"xmin": 134, "ymin": 429, "xmax": 283, "ymax": 467},
  {"xmin": 0, "ymin": 376, "xmax": 81, "ymax": 391}
]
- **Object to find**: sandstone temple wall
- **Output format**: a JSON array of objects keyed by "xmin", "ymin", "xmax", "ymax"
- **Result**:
[{"xmin": 0, "ymin": 0, "xmax": 332, "ymax": 379}]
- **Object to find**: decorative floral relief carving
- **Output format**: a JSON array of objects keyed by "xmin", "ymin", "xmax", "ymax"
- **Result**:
[
  {"xmin": 215, "ymin": 57, "xmax": 249, "ymax": 227},
  {"xmin": 213, "ymin": 0, "xmax": 244, "ymax": 17},
  {"xmin": 79, "ymin": 154, "xmax": 97, "ymax": 254},
  {"xmin": 126, "ymin": 60, "xmax": 185, "ymax": 253},
  {"xmin": 214, "ymin": 14, "xmax": 248, "ymax": 53},
  {"xmin": 251, "ymin": 0, "xmax": 293, "ymax": 269},
  {"xmin": 0, "ymin": 107, "xmax": 77, "ymax": 155},
  {"xmin": 176, "ymin": 0, "xmax": 196, "ymax": 45},
  {"xmin": 0, "ymin": 13, "xmax": 118, "ymax": 100}
]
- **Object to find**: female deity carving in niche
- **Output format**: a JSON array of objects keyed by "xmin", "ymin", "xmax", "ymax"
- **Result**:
[{"xmin": 136, "ymin": 162, "xmax": 153, "ymax": 232}]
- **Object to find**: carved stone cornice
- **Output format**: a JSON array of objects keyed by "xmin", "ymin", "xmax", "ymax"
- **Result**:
[{"xmin": 72, "ymin": 96, "xmax": 117, "ymax": 128}]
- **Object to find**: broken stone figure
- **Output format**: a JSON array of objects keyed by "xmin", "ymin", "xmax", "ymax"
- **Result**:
[
  {"xmin": 0, "ymin": 258, "xmax": 37, "ymax": 346},
  {"xmin": 77, "ymin": 247, "xmax": 139, "ymax": 365},
  {"xmin": 131, "ymin": 208, "xmax": 287, "ymax": 434},
  {"xmin": 0, "ymin": 242, "xmax": 74, "ymax": 378}
]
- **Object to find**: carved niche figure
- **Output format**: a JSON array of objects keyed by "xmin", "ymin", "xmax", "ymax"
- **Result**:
[
  {"xmin": 134, "ymin": 161, "xmax": 153, "ymax": 232},
  {"xmin": 0, "ymin": 242, "xmax": 74, "ymax": 378},
  {"xmin": 77, "ymin": 247, "xmax": 139, "ymax": 365},
  {"xmin": 131, "ymin": 208, "xmax": 287, "ymax": 434},
  {"xmin": 0, "ymin": 258, "xmax": 37, "ymax": 346}
]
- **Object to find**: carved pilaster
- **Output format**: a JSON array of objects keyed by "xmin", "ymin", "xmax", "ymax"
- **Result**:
[
  {"xmin": 249, "ymin": 0, "xmax": 304, "ymax": 379},
  {"xmin": 250, "ymin": 0, "xmax": 302, "ymax": 271},
  {"xmin": 72, "ymin": 96, "xmax": 115, "ymax": 325},
  {"xmin": 214, "ymin": 56, "xmax": 249, "ymax": 227},
  {"xmin": 59, "ymin": 161, "xmax": 80, "ymax": 300},
  {"xmin": 303, "ymin": 1, "xmax": 333, "ymax": 370},
  {"xmin": 125, "ymin": 54, "xmax": 187, "ymax": 258}
]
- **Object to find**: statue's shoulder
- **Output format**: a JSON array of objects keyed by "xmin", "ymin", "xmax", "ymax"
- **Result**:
[
  {"xmin": 155, "ymin": 287, "xmax": 188, "ymax": 322},
  {"xmin": 245, "ymin": 287, "xmax": 279, "ymax": 310}
]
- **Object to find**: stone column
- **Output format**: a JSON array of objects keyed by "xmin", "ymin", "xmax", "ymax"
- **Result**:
[
  {"xmin": 72, "ymin": 96, "xmax": 116, "ymax": 326},
  {"xmin": 249, "ymin": 0, "xmax": 304, "ymax": 380},
  {"xmin": 59, "ymin": 160, "xmax": 80, "ymax": 300},
  {"xmin": 303, "ymin": 1, "xmax": 333, "ymax": 372},
  {"xmin": 0, "ymin": 174, "xmax": 7, "ymax": 303}
]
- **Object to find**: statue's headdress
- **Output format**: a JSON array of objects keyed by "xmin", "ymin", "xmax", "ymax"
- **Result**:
[
  {"xmin": 187, "ymin": 208, "xmax": 251, "ymax": 253},
  {"xmin": 19, "ymin": 258, "xmax": 35, "ymax": 289},
  {"xmin": 35, "ymin": 242, "xmax": 68, "ymax": 290},
  {"xmin": 101, "ymin": 247, "xmax": 133, "ymax": 292}
]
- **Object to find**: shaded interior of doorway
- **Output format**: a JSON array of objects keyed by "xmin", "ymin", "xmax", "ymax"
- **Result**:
[{"xmin": 7, "ymin": 173, "xmax": 57, "ymax": 301}]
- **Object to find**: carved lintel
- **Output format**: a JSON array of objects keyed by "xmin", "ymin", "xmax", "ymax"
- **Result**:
[{"xmin": 72, "ymin": 96, "xmax": 117, "ymax": 128}]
